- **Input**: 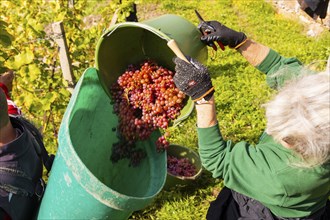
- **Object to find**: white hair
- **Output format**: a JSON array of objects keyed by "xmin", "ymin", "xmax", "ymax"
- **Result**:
[{"xmin": 265, "ymin": 70, "xmax": 330, "ymax": 167}]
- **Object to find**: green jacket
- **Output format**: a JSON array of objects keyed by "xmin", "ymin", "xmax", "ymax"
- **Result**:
[{"xmin": 197, "ymin": 49, "xmax": 330, "ymax": 218}]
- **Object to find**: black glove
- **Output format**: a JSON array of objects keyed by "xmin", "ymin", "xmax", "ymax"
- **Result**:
[
  {"xmin": 198, "ymin": 20, "xmax": 247, "ymax": 49},
  {"xmin": 173, "ymin": 57, "xmax": 214, "ymax": 102}
]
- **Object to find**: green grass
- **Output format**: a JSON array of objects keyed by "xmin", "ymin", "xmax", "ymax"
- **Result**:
[{"xmin": 128, "ymin": 0, "xmax": 330, "ymax": 219}]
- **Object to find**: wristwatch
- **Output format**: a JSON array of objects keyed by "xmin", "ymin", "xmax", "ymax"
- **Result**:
[{"xmin": 195, "ymin": 92, "xmax": 214, "ymax": 105}]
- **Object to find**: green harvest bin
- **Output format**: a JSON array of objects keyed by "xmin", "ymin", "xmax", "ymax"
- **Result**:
[
  {"xmin": 37, "ymin": 68, "xmax": 166, "ymax": 219},
  {"xmin": 37, "ymin": 14, "xmax": 207, "ymax": 220},
  {"xmin": 95, "ymin": 14, "xmax": 208, "ymax": 125}
]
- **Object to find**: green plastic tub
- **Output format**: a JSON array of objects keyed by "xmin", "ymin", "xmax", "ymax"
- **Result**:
[{"xmin": 37, "ymin": 68, "xmax": 166, "ymax": 219}]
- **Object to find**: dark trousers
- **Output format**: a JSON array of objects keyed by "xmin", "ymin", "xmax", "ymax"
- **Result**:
[
  {"xmin": 206, "ymin": 187, "xmax": 330, "ymax": 220},
  {"xmin": 206, "ymin": 187, "xmax": 240, "ymax": 220}
]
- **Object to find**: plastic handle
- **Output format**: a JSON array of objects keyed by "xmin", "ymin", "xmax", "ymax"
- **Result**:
[
  {"xmin": 217, "ymin": 41, "xmax": 225, "ymax": 51},
  {"xmin": 167, "ymin": 39, "xmax": 190, "ymax": 63}
]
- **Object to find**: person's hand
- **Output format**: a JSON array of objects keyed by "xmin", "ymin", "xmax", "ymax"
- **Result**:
[
  {"xmin": 198, "ymin": 20, "xmax": 247, "ymax": 49},
  {"xmin": 0, "ymin": 70, "xmax": 14, "ymax": 92},
  {"xmin": 173, "ymin": 57, "xmax": 214, "ymax": 102}
]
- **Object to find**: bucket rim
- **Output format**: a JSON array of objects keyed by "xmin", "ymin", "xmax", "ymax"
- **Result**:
[
  {"xmin": 94, "ymin": 21, "xmax": 172, "ymax": 70},
  {"xmin": 104, "ymin": 22, "xmax": 172, "ymax": 41}
]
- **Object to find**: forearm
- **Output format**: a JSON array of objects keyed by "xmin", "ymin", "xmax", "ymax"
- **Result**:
[
  {"xmin": 239, "ymin": 40, "xmax": 304, "ymax": 89},
  {"xmin": 237, "ymin": 39, "xmax": 270, "ymax": 67},
  {"xmin": 195, "ymin": 40, "xmax": 269, "ymax": 128},
  {"xmin": 195, "ymin": 95, "xmax": 217, "ymax": 128}
]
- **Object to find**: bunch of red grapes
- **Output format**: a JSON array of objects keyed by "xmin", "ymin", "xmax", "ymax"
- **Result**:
[
  {"xmin": 110, "ymin": 60, "xmax": 186, "ymax": 165},
  {"xmin": 167, "ymin": 155, "xmax": 197, "ymax": 177},
  {"xmin": 110, "ymin": 140, "xmax": 146, "ymax": 167}
]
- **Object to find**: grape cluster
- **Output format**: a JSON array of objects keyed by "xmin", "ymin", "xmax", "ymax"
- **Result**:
[
  {"xmin": 167, "ymin": 155, "xmax": 197, "ymax": 177},
  {"xmin": 156, "ymin": 135, "xmax": 170, "ymax": 151},
  {"xmin": 110, "ymin": 60, "xmax": 186, "ymax": 166},
  {"xmin": 111, "ymin": 60, "xmax": 185, "ymax": 148},
  {"xmin": 110, "ymin": 140, "xmax": 146, "ymax": 167}
]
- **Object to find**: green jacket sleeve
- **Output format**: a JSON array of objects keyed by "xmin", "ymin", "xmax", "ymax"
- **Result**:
[
  {"xmin": 197, "ymin": 124, "xmax": 330, "ymax": 217},
  {"xmin": 197, "ymin": 49, "xmax": 305, "ymax": 179},
  {"xmin": 197, "ymin": 125, "xmax": 291, "ymax": 207},
  {"xmin": 256, "ymin": 49, "xmax": 305, "ymax": 89},
  {"xmin": 196, "ymin": 50, "xmax": 306, "ymax": 207}
]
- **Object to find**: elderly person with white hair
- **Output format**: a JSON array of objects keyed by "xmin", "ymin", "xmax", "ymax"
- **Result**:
[{"xmin": 173, "ymin": 20, "xmax": 329, "ymax": 220}]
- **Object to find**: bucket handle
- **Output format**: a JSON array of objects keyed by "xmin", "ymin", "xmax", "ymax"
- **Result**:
[{"xmin": 167, "ymin": 39, "xmax": 190, "ymax": 63}]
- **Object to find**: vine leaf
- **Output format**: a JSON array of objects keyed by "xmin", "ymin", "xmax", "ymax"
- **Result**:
[
  {"xmin": 5, "ymin": 49, "xmax": 34, "ymax": 69},
  {"xmin": 0, "ymin": 34, "xmax": 12, "ymax": 47}
]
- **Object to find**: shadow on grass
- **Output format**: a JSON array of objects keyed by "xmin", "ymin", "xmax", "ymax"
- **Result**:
[{"xmin": 129, "ymin": 170, "xmax": 224, "ymax": 219}]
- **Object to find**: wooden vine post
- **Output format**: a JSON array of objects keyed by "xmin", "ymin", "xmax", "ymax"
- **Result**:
[
  {"xmin": 51, "ymin": 21, "xmax": 75, "ymax": 93},
  {"xmin": 68, "ymin": 0, "xmax": 74, "ymax": 8}
]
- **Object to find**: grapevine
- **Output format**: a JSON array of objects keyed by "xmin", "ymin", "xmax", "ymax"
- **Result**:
[
  {"xmin": 110, "ymin": 60, "xmax": 186, "ymax": 165},
  {"xmin": 0, "ymin": 1, "xmax": 112, "ymax": 157}
]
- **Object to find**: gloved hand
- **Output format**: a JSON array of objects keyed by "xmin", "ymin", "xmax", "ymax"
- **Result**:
[
  {"xmin": 173, "ymin": 57, "xmax": 214, "ymax": 102},
  {"xmin": 198, "ymin": 20, "xmax": 247, "ymax": 49}
]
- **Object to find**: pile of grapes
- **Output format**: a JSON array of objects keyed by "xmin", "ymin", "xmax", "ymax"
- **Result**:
[
  {"xmin": 167, "ymin": 155, "xmax": 197, "ymax": 177},
  {"xmin": 110, "ymin": 60, "xmax": 186, "ymax": 166}
]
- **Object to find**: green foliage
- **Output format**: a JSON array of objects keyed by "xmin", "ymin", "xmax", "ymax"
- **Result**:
[
  {"xmin": 0, "ymin": 20, "xmax": 13, "ymax": 72},
  {"xmin": 110, "ymin": 0, "xmax": 140, "ymax": 22},
  {"xmin": 0, "ymin": 20, "xmax": 13, "ymax": 47},
  {"xmin": 0, "ymin": 0, "xmax": 112, "ymax": 155}
]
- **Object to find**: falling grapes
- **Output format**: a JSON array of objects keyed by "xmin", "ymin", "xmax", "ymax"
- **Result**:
[
  {"xmin": 110, "ymin": 140, "xmax": 147, "ymax": 167},
  {"xmin": 110, "ymin": 60, "xmax": 186, "ymax": 166},
  {"xmin": 167, "ymin": 156, "xmax": 197, "ymax": 177}
]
